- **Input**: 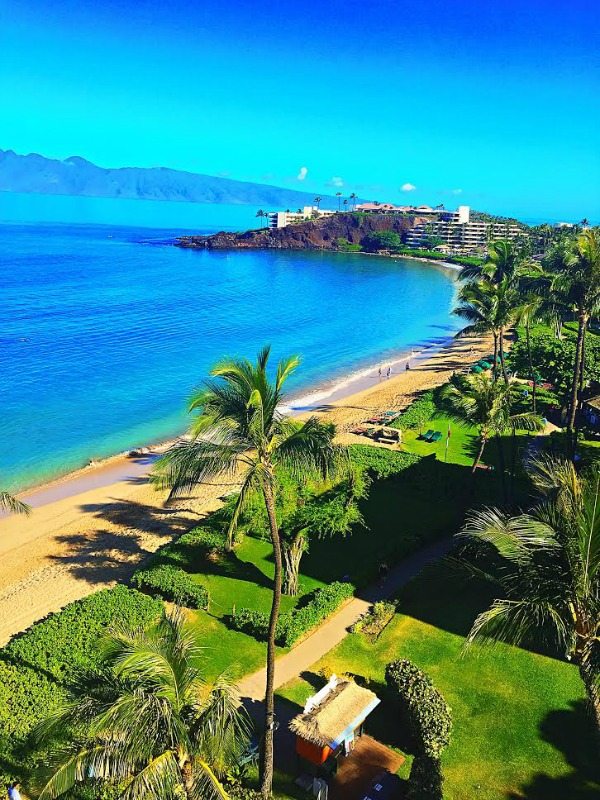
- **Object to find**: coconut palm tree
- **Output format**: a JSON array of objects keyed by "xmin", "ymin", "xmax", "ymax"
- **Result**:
[
  {"xmin": 256, "ymin": 209, "xmax": 266, "ymax": 228},
  {"xmin": 440, "ymin": 374, "xmax": 543, "ymax": 473},
  {"xmin": 313, "ymin": 196, "xmax": 322, "ymax": 211},
  {"xmin": 457, "ymin": 456, "xmax": 600, "ymax": 738},
  {"xmin": 35, "ymin": 610, "xmax": 251, "ymax": 800},
  {"xmin": 343, "ymin": 198, "xmax": 348, "ymax": 212},
  {"xmin": 454, "ymin": 281, "xmax": 502, "ymax": 379},
  {"xmin": 349, "ymin": 192, "xmax": 358, "ymax": 211},
  {"xmin": 545, "ymin": 230, "xmax": 600, "ymax": 446},
  {"xmin": 335, "ymin": 192, "xmax": 342, "ymax": 212},
  {"xmin": 152, "ymin": 347, "xmax": 338, "ymax": 798},
  {"xmin": 1, "ymin": 490, "xmax": 31, "ymax": 515}
]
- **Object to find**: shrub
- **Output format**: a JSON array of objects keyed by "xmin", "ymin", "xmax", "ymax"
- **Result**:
[
  {"xmin": 351, "ymin": 601, "xmax": 396, "ymax": 641},
  {"xmin": 231, "ymin": 582, "xmax": 354, "ymax": 647},
  {"xmin": 150, "ymin": 527, "xmax": 227, "ymax": 569},
  {"xmin": 3, "ymin": 585, "xmax": 162, "ymax": 685},
  {"xmin": 390, "ymin": 391, "xmax": 436, "ymax": 431},
  {"xmin": 349, "ymin": 445, "xmax": 421, "ymax": 479},
  {"xmin": 407, "ymin": 754, "xmax": 444, "ymax": 800},
  {"xmin": 361, "ymin": 230, "xmax": 402, "ymax": 252},
  {"xmin": 132, "ymin": 564, "xmax": 209, "ymax": 609},
  {"xmin": 385, "ymin": 659, "xmax": 452, "ymax": 758}
]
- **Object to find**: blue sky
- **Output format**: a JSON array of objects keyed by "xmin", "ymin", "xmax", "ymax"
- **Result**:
[{"xmin": 2, "ymin": 0, "xmax": 599, "ymax": 221}]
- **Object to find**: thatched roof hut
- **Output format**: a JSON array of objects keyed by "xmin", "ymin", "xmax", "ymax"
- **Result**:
[{"xmin": 290, "ymin": 676, "xmax": 380, "ymax": 750}]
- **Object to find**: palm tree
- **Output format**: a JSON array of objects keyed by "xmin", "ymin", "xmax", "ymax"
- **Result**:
[
  {"xmin": 546, "ymin": 230, "xmax": 600, "ymax": 446},
  {"xmin": 454, "ymin": 281, "xmax": 502, "ymax": 378},
  {"xmin": 440, "ymin": 374, "xmax": 543, "ymax": 473},
  {"xmin": 349, "ymin": 192, "xmax": 358, "ymax": 211},
  {"xmin": 35, "ymin": 610, "xmax": 251, "ymax": 800},
  {"xmin": 457, "ymin": 456, "xmax": 600, "ymax": 738},
  {"xmin": 313, "ymin": 196, "xmax": 322, "ymax": 211},
  {"xmin": 256, "ymin": 209, "xmax": 266, "ymax": 228},
  {"xmin": 335, "ymin": 192, "xmax": 342, "ymax": 212},
  {"xmin": 1, "ymin": 490, "xmax": 31, "ymax": 515},
  {"xmin": 343, "ymin": 198, "xmax": 348, "ymax": 212},
  {"xmin": 152, "ymin": 347, "xmax": 338, "ymax": 798}
]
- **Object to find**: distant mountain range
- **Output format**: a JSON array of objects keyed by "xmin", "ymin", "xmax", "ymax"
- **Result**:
[{"xmin": 0, "ymin": 149, "xmax": 340, "ymax": 208}]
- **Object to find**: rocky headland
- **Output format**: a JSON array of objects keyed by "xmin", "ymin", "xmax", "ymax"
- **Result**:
[{"xmin": 175, "ymin": 211, "xmax": 418, "ymax": 251}]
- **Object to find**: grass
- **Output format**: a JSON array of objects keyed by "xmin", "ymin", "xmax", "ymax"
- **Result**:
[
  {"xmin": 277, "ymin": 567, "xmax": 599, "ymax": 800},
  {"xmin": 399, "ymin": 411, "xmax": 480, "ymax": 467}
]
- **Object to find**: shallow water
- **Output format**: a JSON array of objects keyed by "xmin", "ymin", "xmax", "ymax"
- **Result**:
[{"xmin": 0, "ymin": 193, "xmax": 462, "ymax": 490}]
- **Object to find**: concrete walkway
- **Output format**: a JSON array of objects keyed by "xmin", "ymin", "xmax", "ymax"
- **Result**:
[{"xmin": 238, "ymin": 536, "xmax": 453, "ymax": 701}]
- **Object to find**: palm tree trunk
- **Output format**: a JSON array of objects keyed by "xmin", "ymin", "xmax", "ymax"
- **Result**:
[
  {"xmin": 471, "ymin": 437, "xmax": 487, "ymax": 473},
  {"xmin": 282, "ymin": 533, "xmax": 304, "ymax": 596},
  {"xmin": 260, "ymin": 477, "xmax": 283, "ymax": 799},
  {"xmin": 495, "ymin": 435, "xmax": 508, "ymax": 505},
  {"xmin": 567, "ymin": 311, "xmax": 588, "ymax": 449},
  {"xmin": 578, "ymin": 663, "xmax": 600, "ymax": 746},
  {"xmin": 499, "ymin": 327, "xmax": 509, "ymax": 382},
  {"xmin": 526, "ymin": 322, "xmax": 537, "ymax": 413},
  {"xmin": 492, "ymin": 332, "xmax": 499, "ymax": 382}
]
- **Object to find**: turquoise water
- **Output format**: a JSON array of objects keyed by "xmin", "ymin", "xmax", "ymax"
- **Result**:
[{"xmin": 0, "ymin": 193, "xmax": 462, "ymax": 491}]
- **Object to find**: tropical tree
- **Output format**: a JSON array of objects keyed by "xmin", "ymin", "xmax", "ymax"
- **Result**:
[
  {"xmin": 343, "ymin": 198, "xmax": 348, "ymax": 211},
  {"xmin": 35, "ymin": 610, "xmax": 251, "ymax": 800},
  {"xmin": 335, "ymin": 191, "xmax": 342, "ymax": 212},
  {"xmin": 544, "ymin": 230, "xmax": 600, "ymax": 446},
  {"xmin": 256, "ymin": 209, "xmax": 266, "ymax": 228},
  {"xmin": 313, "ymin": 196, "xmax": 322, "ymax": 211},
  {"xmin": 440, "ymin": 374, "xmax": 543, "ymax": 473},
  {"xmin": 349, "ymin": 192, "xmax": 358, "ymax": 211},
  {"xmin": 457, "ymin": 456, "xmax": 600, "ymax": 739},
  {"xmin": 454, "ymin": 282, "xmax": 501, "ymax": 375},
  {"xmin": 1, "ymin": 489, "xmax": 31, "ymax": 515},
  {"xmin": 152, "ymin": 347, "xmax": 338, "ymax": 798}
]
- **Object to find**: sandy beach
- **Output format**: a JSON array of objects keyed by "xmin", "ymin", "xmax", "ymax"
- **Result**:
[{"xmin": 0, "ymin": 333, "xmax": 490, "ymax": 645}]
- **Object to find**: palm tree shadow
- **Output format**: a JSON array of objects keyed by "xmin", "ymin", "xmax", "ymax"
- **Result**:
[{"xmin": 507, "ymin": 700, "xmax": 600, "ymax": 799}]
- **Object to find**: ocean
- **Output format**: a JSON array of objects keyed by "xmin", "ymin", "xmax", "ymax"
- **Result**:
[{"xmin": 0, "ymin": 192, "xmax": 462, "ymax": 491}]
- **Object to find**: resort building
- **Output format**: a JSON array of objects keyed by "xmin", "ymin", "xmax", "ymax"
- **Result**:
[
  {"xmin": 267, "ymin": 206, "xmax": 335, "ymax": 229},
  {"xmin": 405, "ymin": 213, "xmax": 526, "ymax": 255},
  {"xmin": 290, "ymin": 675, "xmax": 380, "ymax": 776},
  {"xmin": 355, "ymin": 203, "xmax": 471, "ymax": 224}
]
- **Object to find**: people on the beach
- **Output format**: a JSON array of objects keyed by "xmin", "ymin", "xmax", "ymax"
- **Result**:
[
  {"xmin": 378, "ymin": 366, "xmax": 382, "ymax": 378},
  {"xmin": 386, "ymin": 367, "xmax": 391, "ymax": 378},
  {"xmin": 7, "ymin": 782, "xmax": 22, "ymax": 800},
  {"xmin": 406, "ymin": 362, "xmax": 410, "ymax": 371}
]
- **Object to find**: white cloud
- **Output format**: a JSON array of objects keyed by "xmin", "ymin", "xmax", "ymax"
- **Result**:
[
  {"xmin": 401, "ymin": 182, "xmax": 416, "ymax": 192},
  {"xmin": 451, "ymin": 188, "xmax": 463, "ymax": 195},
  {"xmin": 329, "ymin": 176, "xmax": 344, "ymax": 188},
  {"xmin": 297, "ymin": 166, "xmax": 308, "ymax": 181}
]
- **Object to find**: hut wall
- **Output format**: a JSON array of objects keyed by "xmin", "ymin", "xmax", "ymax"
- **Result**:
[{"xmin": 296, "ymin": 736, "xmax": 332, "ymax": 765}]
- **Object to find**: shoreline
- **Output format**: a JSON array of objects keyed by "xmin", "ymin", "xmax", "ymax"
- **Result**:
[{"xmin": 0, "ymin": 331, "xmax": 491, "ymax": 644}]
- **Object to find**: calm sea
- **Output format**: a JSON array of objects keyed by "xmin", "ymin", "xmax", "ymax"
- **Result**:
[{"xmin": 0, "ymin": 192, "xmax": 462, "ymax": 491}]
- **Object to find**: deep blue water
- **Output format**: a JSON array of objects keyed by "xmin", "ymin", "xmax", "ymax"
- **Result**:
[{"xmin": 0, "ymin": 192, "xmax": 462, "ymax": 491}]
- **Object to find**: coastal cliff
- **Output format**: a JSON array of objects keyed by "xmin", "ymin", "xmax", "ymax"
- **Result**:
[{"xmin": 175, "ymin": 212, "xmax": 417, "ymax": 251}]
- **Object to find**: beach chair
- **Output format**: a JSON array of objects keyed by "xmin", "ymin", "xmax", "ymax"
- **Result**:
[
  {"xmin": 430, "ymin": 431, "xmax": 443, "ymax": 443},
  {"xmin": 420, "ymin": 429, "xmax": 435, "ymax": 441}
]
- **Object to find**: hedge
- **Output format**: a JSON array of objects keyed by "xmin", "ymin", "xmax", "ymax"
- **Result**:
[
  {"xmin": 149, "ymin": 527, "xmax": 227, "ymax": 570},
  {"xmin": 0, "ymin": 586, "xmax": 162, "ymax": 779},
  {"xmin": 389, "ymin": 391, "xmax": 436, "ymax": 431},
  {"xmin": 385, "ymin": 659, "xmax": 452, "ymax": 759},
  {"xmin": 349, "ymin": 445, "xmax": 421, "ymax": 479},
  {"xmin": 231, "ymin": 582, "xmax": 354, "ymax": 647},
  {"xmin": 132, "ymin": 564, "xmax": 209, "ymax": 609},
  {"xmin": 407, "ymin": 754, "xmax": 444, "ymax": 800}
]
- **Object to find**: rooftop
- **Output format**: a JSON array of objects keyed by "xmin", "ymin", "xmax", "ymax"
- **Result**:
[{"xmin": 290, "ymin": 676, "xmax": 380, "ymax": 749}]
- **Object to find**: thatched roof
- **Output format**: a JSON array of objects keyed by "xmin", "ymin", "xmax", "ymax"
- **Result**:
[{"xmin": 290, "ymin": 677, "xmax": 380, "ymax": 749}]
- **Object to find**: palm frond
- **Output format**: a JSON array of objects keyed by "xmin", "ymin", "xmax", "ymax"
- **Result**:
[
  {"xmin": 459, "ymin": 508, "xmax": 559, "ymax": 563},
  {"xmin": 466, "ymin": 598, "xmax": 569, "ymax": 651},
  {"xmin": 0, "ymin": 491, "xmax": 31, "ymax": 515},
  {"xmin": 119, "ymin": 750, "xmax": 181, "ymax": 800}
]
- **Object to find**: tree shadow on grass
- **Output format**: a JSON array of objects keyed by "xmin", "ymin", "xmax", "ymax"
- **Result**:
[{"xmin": 507, "ymin": 700, "xmax": 600, "ymax": 799}]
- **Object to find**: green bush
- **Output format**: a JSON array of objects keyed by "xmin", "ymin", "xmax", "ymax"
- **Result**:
[
  {"xmin": 349, "ymin": 445, "xmax": 421, "ymax": 479},
  {"xmin": 390, "ymin": 391, "xmax": 436, "ymax": 431},
  {"xmin": 385, "ymin": 659, "xmax": 452, "ymax": 758},
  {"xmin": 132, "ymin": 564, "xmax": 209, "ymax": 609},
  {"xmin": 150, "ymin": 527, "xmax": 227, "ymax": 569},
  {"xmin": 361, "ymin": 230, "xmax": 402, "ymax": 252},
  {"xmin": 231, "ymin": 582, "xmax": 354, "ymax": 647},
  {"xmin": 407, "ymin": 754, "xmax": 444, "ymax": 800},
  {"xmin": 3, "ymin": 585, "xmax": 162, "ymax": 685}
]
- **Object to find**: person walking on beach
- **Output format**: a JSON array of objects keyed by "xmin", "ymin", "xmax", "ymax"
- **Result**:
[
  {"xmin": 386, "ymin": 366, "xmax": 391, "ymax": 378},
  {"xmin": 378, "ymin": 366, "xmax": 382, "ymax": 379},
  {"xmin": 7, "ymin": 782, "xmax": 22, "ymax": 800},
  {"xmin": 405, "ymin": 362, "xmax": 410, "ymax": 371}
]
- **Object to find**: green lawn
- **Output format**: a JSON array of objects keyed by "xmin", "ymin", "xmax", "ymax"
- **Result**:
[
  {"xmin": 399, "ymin": 412, "xmax": 480, "ymax": 467},
  {"xmin": 277, "ymin": 568, "xmax": 599, "ymax": 799}
]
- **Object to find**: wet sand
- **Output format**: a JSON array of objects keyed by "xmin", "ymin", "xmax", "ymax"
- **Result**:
[{"xmin": 0, "ymin": 332, "xmax": 490, "ymax": 645}]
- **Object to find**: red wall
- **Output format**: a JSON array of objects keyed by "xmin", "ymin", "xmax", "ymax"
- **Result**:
[{"xmin": 296, "ymin": 736, "xmax": 332, "ymax": 765}]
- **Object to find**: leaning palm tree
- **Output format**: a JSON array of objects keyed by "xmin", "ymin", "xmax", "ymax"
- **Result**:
[
  {"xmin": 454, "ymin": 281, "xmax": 502, "ymax": 378},
  {"xmin": 457, "ymin": 456, "xmax": 600, "ymax": 739},
  {"xmin": 1, "ymin": 489, "xmax": 31, "ymax": 515},
  {"xmin": 35, "ymin": 610, "xmax": 251, "ymax": 800},
  {"xmin": 152, "ymin": 347, "xmax": 338, "ymax": 798},
  {"xmin": 440, "ymin": 374, "xmax": 543, "ymax": 473}
]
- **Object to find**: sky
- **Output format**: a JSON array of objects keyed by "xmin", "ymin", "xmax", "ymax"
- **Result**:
[{"xmin": 1, "ymin": 0, "xmax": 599, "ymax": 221}]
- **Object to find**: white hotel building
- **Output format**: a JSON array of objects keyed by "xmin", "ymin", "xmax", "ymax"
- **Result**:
[{"xmin": 267, "ymin": 206, "xmax": 334, "ymax": 229}]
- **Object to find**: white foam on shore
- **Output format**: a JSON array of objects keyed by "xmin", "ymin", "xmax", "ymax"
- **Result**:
[{"xmin": 281, "ymin": 334, "xmax": 457, "ymax": 414}]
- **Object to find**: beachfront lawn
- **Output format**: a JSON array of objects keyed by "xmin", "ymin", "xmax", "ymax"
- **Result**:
[
  {"xmin": 277, "ymin": 567, "xmax": 599, "ymax": 800},
  {"xmin": 399, "ymin": 411, "xmax": 480, "ymax": 467}
]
